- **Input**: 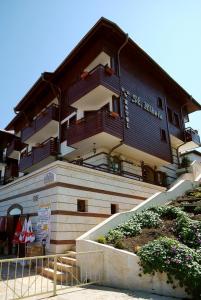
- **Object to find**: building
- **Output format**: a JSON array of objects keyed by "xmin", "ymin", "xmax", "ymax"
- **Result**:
[
  {"xmin": 181, "ymin": 149, "xmax": 201, "ymax": 164},
  {"xmin": 0, "ymin": 18, "xmax": 200, "ymax": 253}
]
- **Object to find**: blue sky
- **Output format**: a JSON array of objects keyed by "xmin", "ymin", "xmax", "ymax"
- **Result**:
[{"xmin": 0, "ymin": 0, "xmax": 201, "ymax": 150}]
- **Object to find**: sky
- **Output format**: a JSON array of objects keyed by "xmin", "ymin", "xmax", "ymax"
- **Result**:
[{"xmin": 0, "ymin": 0, "xmax": 201, "ymax": 150}]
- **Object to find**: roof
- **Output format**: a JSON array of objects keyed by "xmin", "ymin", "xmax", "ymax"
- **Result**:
[
  {"xmin": 0, "ymin": 129, "xmax": 16, "ymax": 149},
  {"xmin": 5, "ymin": 17, "xmax": 201, "ymax": 130}
]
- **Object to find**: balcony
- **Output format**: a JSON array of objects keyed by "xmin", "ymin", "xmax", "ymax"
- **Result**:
[
  {"xmin": 66, "ymin": 110, "xmax": 123, "ymax": 146},
  {"xmin": 184, "ymin": 127, "xmax": 200, "ymax": 145},
  {"xmin": 19, "ymin": 137, "xmax": 58, "ymax": 172},
  {"xmin": 4, "ymin": 159, "xmax": 18, "ymax": 183},
  {"xmin": 68, "ymin": 65, "xmax": 120, "ymax": 109},
  {"xmin": 179, "ymin": 127, "xmax": 201, "ymax": 153},
  {"xmin": 21, "ymin": 104, "xmax": 59, "ymax": 144},
  {"xmin": 7, "ymin": 138, "xmax": 26, "ymax": 160}
]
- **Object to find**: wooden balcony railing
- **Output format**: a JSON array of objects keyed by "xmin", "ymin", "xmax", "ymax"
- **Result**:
[
  {"xmin": 6, "ymin": 138, "xmax": 26, "ymax": 157},
  {"xmin": 21, "ymin": 104, "xmax": 59, "ymax": 142},
  {"xmin": 184, "ymin": 127, "xmax": 200, "ymax": 145},
  {"xmin": 4, "ymin": 159, "xmax": 18, "ymax": 182},
  {"xmin": 66, "ymin": 110, "xmax": 123, "ymax": 145},
  {"xmin": 19, "ymin": 137, "xmax": 58, "ymax": 172},
  {"xmin": 68, "ymin": 65, "xmax": 120, "ymax": 105},
  {"xmin": 71, "ymin": 161, "xmax": 167, "ymax": 187}
]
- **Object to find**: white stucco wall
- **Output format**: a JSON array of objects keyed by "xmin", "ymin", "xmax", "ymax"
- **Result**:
[{"xmin": 77, "ymin": 240, "xmax": 190, "ymax": 299}]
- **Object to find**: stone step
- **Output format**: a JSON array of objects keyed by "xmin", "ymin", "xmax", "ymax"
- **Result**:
[
  {"xmin": 40, "ymin": 267, "xmax": 67, "ymax": 282},
  {"xmin": 49, "ymin": 261, "xmax": 73, "ymax": 273},
  {"xmin": 60, "ymin": 256, "xmax": 77, "ymax": 266},
  {"xmin": 67, "ymin": 251, "xmax": 77, "ymax": 258}
]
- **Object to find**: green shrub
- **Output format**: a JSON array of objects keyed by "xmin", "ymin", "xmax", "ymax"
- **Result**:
[
  {"xmin": 186, "ymin": 187, "xmax": 201, "ymax": 198},
  {"xmin": 106, "ymin": 229, "xmax": 124, "ymax": 244},
  {"xmin": 97, "ymin": 236, "xmax": 106, "ymax": 244},
  {"xmin": 138, "ymin": 237, "xmax": 201, "ymax": 299},
  {"xmin": 175, "ymin": 214, "xmax": 201, "ymax": 249},
  {"xmin": 149, "ymin": 206, "xmax": 184, "ymax": 219},
  {"xmin": 114, "ymin": 239, "xmax": 125, "ymax": 249},
  {"xmin": 106, "ymin": 210, "xmax": 162, "ymax": 244},
  {"xmin": 194, "ymin": 206, "xmax": 201, "ymax": 214}
]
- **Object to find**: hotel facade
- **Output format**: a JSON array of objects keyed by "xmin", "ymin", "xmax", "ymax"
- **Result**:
[{"xmin": 0, "ymin": 18, "xmax": 200, "ymax": 253}]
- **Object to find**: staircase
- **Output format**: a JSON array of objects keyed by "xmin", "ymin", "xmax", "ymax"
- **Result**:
[{"xmin": 40, "ymin": 248, "xmax": 80, "ymax": 285}]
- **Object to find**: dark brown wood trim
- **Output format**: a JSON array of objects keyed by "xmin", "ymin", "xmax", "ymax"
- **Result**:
[
  {"xmin": 50, "ymin": 239, "xmax": 76, "ymax": 245},
  {"xmin": 0, "ymin": 181, "xmax": 146, "ymax": 203},
  {"xmin": 51, "ymin": 210, "xmax": 110, "ymax": 218},
  {"xmin": 27, "ymin": 212, "xmax": 38, "ymax": 217}
]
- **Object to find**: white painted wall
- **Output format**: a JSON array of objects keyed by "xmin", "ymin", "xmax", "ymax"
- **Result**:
[{"xmin": 77, "ymin": 240, "xmax": 190, "ymax": 299}]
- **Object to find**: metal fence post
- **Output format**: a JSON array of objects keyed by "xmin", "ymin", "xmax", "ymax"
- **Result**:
[{"xmin": 53, "ymin": 255, "xmax": 57, "ymax": 296}]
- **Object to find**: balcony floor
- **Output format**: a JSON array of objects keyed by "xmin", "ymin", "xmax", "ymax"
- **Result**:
[
  {"xmin": 64, "ymin": 132, "xmax": 121, "ymax": 160},
  {"xmin": 25, "ymin": 120, "xmax": 58, "ymax": 145},
  {"xmin": 64, "ymin": 132, "xmax": 170, "ymax": 167}
]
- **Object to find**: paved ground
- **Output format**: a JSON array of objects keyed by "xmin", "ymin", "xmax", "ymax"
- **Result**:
[{"xmin": 37, "ymin": 285, "xmax": 181, "ymax": 300}]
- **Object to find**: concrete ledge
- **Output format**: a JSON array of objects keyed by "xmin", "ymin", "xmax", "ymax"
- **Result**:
[{"xmin": 76, "ymin": 240, "xmax": 189, "ymax": 299}]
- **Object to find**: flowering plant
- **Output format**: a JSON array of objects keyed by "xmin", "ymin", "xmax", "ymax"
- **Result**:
[{"xmin": 138, "ymin": 237, "xmax": 201, "ymax": 299}]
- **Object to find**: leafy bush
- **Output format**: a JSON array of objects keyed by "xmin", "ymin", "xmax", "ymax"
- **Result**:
[
  {"xmin": 106, "ymin": 210, "xmax": 162, "ymax": 243},
  {"xmin": 138, "ymin": 237, "xmax": 201, "ymax": 299},
  {"xmin": 175, "ymin": 214, "xmax": 201, "ymax": 249},
  {"xmin": 194, "ymin": 206, "xmax": 201, "ymax": 214},
  {"xmin": 97, "ymin": 236, "xmax": 106, "ymax": 244},
  {"xmin": 149, "ymin": 206, "xmax": 184, "ymax": 219},
  {"xmin": 114, "ymin": 239, "xmax": 125, "ymax": 249},
  {"xmin": 185, "ymin": 186, "xmax": 201, "ymax": 198}
]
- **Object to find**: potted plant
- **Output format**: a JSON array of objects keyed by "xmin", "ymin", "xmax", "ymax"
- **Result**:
[
  {"xmin": 180, "ymin": 156, "xmax": 191, "ymax": 168},
  {"xmin": 80, "ymin": 71, "xmax": 89, "ymax": 80},
  {"xmin": 176, "ymin": 156, "xmax": 191, "ymax": 176},
  {"xmin": 110, "ymin": 111, "xmax": 119, "ymax": 118},
  {"xmin": 104, "ymin": 64, "xmax": 114, "ymax": 75}
]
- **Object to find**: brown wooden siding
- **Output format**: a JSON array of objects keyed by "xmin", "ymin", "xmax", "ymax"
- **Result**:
[
  {"xmin": 66, "ymin": 109, "xmax": 123, "ymax": 145},
  {"xmin": 68, "ymin": 65, "xmax": 119, "ymax": 105},
  {"xmin": 21, "ymin": 104, "xmax": 59, "ymax": 142},
  {"xmin": 19, "ymin": 137, "xmax": 58, "ymax": 172},
  {"xmin": 119, "ymin": 54, "xmax": 172, "ymax": 163}
]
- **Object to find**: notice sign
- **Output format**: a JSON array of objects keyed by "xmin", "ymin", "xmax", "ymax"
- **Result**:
[{"xmin": 36, "ymin": 205, "xmax": 51, "ymax": 249}]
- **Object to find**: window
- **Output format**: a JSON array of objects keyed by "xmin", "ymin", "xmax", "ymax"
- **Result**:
[
  {"xmin": 112, "ymin": 96, "xmax": 120, "ymax": 115},
  {"xmin": 174, "ymin": 113, "xmax": 180, "ymax": 128},
  {"xmin": 167, "ymin": 107, "xmax": 173, "ymax": 123},
  {"xmin": 8, "ymin": 204, "xmax": 23, "ymax": 216},
  {"xmin": 157, "ymin": 97, "xmax": 163, "ymax": 109},
  {"xmin": 77, "ymin": 200, "xmax": 87, "ymax": 212},
  {"xmin": 111, "ymin": 204, "xmax": 119, "ymax": 214},
  {"xmin": 160, "ymin": 129, "xmax": 167, "ymax": 142}
]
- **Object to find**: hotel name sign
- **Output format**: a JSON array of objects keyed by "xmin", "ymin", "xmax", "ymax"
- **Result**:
[{"xmin": 121, "ymin": 87, "xmax": 163, "ymax": 129}]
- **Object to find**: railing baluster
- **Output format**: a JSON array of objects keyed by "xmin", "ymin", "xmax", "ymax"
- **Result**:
[{"xmin": 5, "ymin": 261, "xmax": 10, "ymax": 300}]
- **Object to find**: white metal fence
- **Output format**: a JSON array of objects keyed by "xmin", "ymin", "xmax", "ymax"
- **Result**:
[{"xmin": 0, "ymin": 251, "xmax": 103, "ymax": 300}]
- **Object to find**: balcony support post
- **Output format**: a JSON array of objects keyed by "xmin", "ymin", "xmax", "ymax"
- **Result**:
[{"xmin": 41, "ymin": 74, "xmax": 62, "ymax": 159}]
